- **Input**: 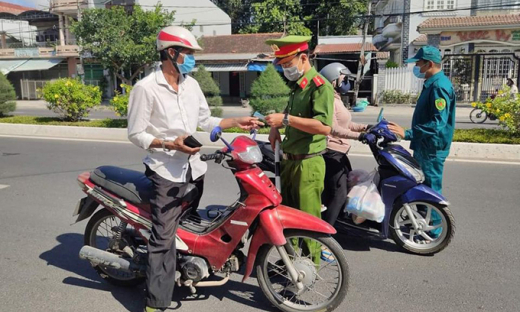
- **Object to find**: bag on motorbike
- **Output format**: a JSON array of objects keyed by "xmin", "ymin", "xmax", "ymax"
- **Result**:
[
  {"xmin": 345, "ymin": 171, "xmax": 385, "ymax": 223},
  {"xmin": 347, "ymin": 169, "xmax": 371, "ymax": 190}
]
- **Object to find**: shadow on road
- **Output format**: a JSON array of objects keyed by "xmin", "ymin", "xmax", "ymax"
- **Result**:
[
  {"xmin": 333, "ymin": 231, "xmax": 401, "ymax": 253},
  {"xmin": 39, "ymin": 233, "xmax": 275, "ymax": 312}
]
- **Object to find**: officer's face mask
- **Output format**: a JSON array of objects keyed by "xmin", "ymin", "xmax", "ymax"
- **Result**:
[
  {"xmin": 178, "ymin": 53, "xmax": 196, "ymax": 74},
  {"xmin": 283, "ymin": 55, "xmax": 304, "ymax": 81},
  {"xmin": 413, "ymin": 62, "xmax": 429, "ymax": 79}
]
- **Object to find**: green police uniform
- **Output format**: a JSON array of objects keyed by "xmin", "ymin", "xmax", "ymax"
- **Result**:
[{"xmin": 266, "ymin": 36, "xmax": 334, "ymax": 262}]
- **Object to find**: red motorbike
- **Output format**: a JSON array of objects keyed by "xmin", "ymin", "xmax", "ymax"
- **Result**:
[{"xmin": 73, "ymin": 127, "xmax": 349, "ymax": 312}]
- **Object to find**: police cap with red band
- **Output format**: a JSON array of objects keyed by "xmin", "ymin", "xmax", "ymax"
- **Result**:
[{"xmin": 265, "ymin": 35, "xmax": 312, "ymax": 65}]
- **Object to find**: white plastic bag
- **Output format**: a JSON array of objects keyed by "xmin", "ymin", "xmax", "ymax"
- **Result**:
[
  {"xmin": 347, "ymin": 169, "xmax": 371, "ymax": 190},
  {"xmin": 345, "ymin": 171, "xmax": 385, "ymax": 223}
]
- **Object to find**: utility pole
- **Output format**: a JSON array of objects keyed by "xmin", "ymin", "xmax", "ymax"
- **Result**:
[
  {"xmin": 77, "ymin": 0, "xmax": 85, "ymax": 84},
  {"xmin": 353, "ymin": 0, "xmax": 372, "ymax": 106}
]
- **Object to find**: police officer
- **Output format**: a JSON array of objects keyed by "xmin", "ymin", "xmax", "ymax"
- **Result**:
[
  {"xmin": 264, "ymin": 36, "xmax": 334, "ymax": 261},
  {"xmin": 389, "ymin": 46, "xmax": 456, "ymax": 239}
]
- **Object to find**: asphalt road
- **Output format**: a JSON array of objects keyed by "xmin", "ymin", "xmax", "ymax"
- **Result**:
[
  {"xmin": 11, "ymin": 101, "xmax": 500, "ymax": 130},
  {"xmin": 0, "ymin": 137, "xmax": 519, "ymax": 312}
]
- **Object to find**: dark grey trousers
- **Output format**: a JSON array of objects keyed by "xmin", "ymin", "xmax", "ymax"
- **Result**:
[
  {"xmin": 322, "ymin": 149, "xmax": 352, "ymax": 226},
  {"xmin": 144, "ymin": 165, "xmax": 203, "ymax": 309}
]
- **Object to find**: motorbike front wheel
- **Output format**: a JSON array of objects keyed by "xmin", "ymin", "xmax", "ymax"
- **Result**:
[
  {"xmin": 255, "ymin": 230, "xmax": 349, "ymax": 312},
  {"xmin": 84, "ymin": 208, "xmax": 145, "ymax": 286},
  {"xmin": 389, "ymin": 201, "xmax": 455, "ymax": 255},
  {"xmin": 469, "ymin": 108, "xmax": 488, "ymax": 123}
]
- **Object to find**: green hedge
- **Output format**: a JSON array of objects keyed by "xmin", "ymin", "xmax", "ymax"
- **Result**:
[{"xmin": 1, "ymin": 116, "xmax": 520, "ymax": 144}]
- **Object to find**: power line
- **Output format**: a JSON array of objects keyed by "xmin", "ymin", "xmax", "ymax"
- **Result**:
[{"xmin": 4, "ymin": 2, "xmax": 520, "ymax": 34}]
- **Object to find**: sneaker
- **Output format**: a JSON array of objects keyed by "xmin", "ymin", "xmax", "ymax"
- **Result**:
[
  {"xmin": 320, "ymin": 246, "xmax": 335, "ymax": 263},
  {"xmin": 144, "ymin": 307, "xmax": 165, "ymax": 312}
]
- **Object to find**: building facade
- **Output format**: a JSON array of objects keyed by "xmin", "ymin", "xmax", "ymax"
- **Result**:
[
  {"xmin": 0, "ymin": 0, "xmax": 231, "ymax": 99},
  {"xmin": 373, "ymin": 0, "xmax": 473, "ymax": 64},
  {"xmin": 195, "ymin": 32, "xmax": 282, "ymax": 103}
]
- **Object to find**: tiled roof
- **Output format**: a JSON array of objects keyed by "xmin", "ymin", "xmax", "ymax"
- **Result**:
[
  {"xmin": 0, "ymin": 1, "xmax": 35, "ymax": 15},
  {"xmin": 313, "ymin": 43, "xmax": 378, "ymax": 54},
  {"xmin": 199, "ymin": 33, "xmax": 283, "ymax": 55},
  {"xmin": 419, "ymin": 14, "xmax": 520, "ymax": 30},
  {"xmin": 413, "ymin": 34, "xmax": 427, "ymax": 43}
]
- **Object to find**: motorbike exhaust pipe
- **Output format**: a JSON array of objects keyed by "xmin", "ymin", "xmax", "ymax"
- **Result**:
[{"xmin": 79, "ymin": 245, "xmax": 143, "ymax": 273}]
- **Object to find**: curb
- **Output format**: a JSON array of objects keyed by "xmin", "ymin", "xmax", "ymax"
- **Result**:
[{"xmin": 0, "ymin": 123, "xmax": 519, "ymax": 163}]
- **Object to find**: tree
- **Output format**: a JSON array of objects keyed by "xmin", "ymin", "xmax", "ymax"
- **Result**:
[
  {"xmin": 240, "ymin": 0, "xmax": 312, "ymax": 36},
  {"xmin": 249, "ymin": 64, "xmax": 290, "ymax": 115},
  {"xmin": 193, "ymin": 65, "xmax": 223, "ymax": 117},
  {"xmin": 234, "ymin": 0, "xmax": 367, "ymax": 37},
  {"xmin": 71, "ymin": 5, "xmax": 175, "ymax": 85},
  {"xmin": 0, "ymin": 73, "xmax": 16, "ymax": 116},
  {"xmin": 309, "ymin": 0, "xmax": 367, "ymax": 37},
  {"xmin": 212, "ymin": 0, "xmax": 254, "ymax": 34}
]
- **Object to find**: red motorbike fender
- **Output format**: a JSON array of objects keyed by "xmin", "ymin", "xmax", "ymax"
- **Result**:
[{"xmin": 242, "ymin": 205, "xmax": 336, "ymax": 281}]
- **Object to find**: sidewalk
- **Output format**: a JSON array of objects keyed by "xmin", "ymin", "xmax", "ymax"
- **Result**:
[{"xmin": 14, "ymin": 100, "xmax": 477, "ymax": 120}]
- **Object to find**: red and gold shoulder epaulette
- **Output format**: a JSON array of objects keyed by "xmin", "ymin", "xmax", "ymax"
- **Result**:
[
  {"xmin": 299, "ymin": 77, "xmax": 309, "ymax": 89},
  {"xmin": 313, "ymin": 76, "xmax": 325, "ymax": 87}
]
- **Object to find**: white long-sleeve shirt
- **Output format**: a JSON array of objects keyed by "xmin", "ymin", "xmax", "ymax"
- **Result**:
[{"xmin": 127, "ymin": 66, "xmax": 222, "ymax": 182}]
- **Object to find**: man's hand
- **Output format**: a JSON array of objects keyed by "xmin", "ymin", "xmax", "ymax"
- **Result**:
[
  {"xmin": 269, "ymin": 127, "xmax": 282, "ymax": 148},
  {"xmin": 235, "ymin": 116, "xmax": 264, "ymax": 130},
  {"xmin": 166, "ymin": 135, "xmax": 201, "ymax": 155},
  {"xmin": 388, "ymin": 122, "xmax": 405, "ymax": 138},
  {"xmin": 265, "ymin": 113, "xmax": 285, "ymax": 128}
]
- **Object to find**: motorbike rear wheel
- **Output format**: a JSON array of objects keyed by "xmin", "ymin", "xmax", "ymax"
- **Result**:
[
  {"xmin": 389, "ymin": 201, "xmax": 455, "ymax": 255},
  {"xmin": 469, "ymin": 108, "xmax": 488, "ymax": 123},
  {"xmin": 84, "ymin": 208, "xmax": 145, "ymax": 287},
  {"xmin": 255, "ymin": 230, "xmax": 349, "ymax": 312}
]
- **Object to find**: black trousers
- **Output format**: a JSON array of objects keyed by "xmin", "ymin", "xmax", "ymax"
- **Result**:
[
  {"xmin": 321, "ymin": 149, "xmax": 352, "ymax": 226},
  {"xmin": 144, "ymin": 165, "xmax": 203, "ymax": 309}
]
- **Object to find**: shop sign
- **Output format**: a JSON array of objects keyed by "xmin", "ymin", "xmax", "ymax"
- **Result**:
[
  {"xmin": 440, "ymin": 29, "xmax": 520, "ymax": 46},
  {"xmin": 14, "ymin": 48, "xmax": 39, "ymax": 57}
]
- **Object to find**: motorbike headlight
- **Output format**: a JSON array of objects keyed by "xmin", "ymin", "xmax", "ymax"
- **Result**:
[
  {"xmin": 393, "ymin": 154, "xmax": 425, "ymax": 183},
  {"xmin": 237, "ymin": 145, "xmax": 263, "ymax": 164}
]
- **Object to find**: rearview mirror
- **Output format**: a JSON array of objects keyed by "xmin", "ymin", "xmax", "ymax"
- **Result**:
[
  {"xmin": 377, "ymin": 108, "xmax": 385, "ymax": 122},
  {"xmin": 210, "ymin": 126, "xmax": 222, "ymax": 142}
]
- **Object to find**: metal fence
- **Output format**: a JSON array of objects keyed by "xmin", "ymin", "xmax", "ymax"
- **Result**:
[
  {"xmin": 383, "ymin": 66, "xmax": 424, "ymax": 94},
  {"xmin": 20, "ymin": 79, "xmax": 48, "ymax": 100}
]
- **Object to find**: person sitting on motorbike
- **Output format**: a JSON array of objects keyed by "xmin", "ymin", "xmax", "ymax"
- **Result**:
[
  {"xmin": 127, "ymin": 26, "xmax": 261, "ymax": 312},
  {"xmin": 318, "ymin": 62, "xmax": 372, "ymax": 226}
]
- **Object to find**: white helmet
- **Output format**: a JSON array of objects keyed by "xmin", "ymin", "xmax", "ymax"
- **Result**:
[{"xmin": 156, "ymin": 26, "xmax": 203, "ymax": 52}]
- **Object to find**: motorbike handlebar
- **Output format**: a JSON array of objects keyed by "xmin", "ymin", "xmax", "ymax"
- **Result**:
[{"xmin": 201, "ymin": 152, "xmax": 228, "ymax": 162}]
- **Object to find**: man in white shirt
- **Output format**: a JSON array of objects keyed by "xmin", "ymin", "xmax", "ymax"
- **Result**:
[{"xmin": 127, "ymin": 26, "xmax": 261, "ymax": 312}]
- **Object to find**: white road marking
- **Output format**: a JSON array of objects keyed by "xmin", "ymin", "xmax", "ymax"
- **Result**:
[
  {"xmin": 0, "ymin": 134, "xmax": 131, "ymax": 145},
  {"xmin": 0, "ymin": 184, "xmax": 10, "ymax": 190}
]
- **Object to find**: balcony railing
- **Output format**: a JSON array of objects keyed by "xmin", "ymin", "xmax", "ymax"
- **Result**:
[
  {"xmin": 50, "ymin": 0, "xmax": 89, "ymax": 13},
  {"xmin": 0, "ymin": 41, "xmax": 79, "ymax": 59}
]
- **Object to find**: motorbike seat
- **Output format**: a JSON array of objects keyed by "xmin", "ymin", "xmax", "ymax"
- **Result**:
[
  {"xmin": 90, "ymin": 166, "xmax": 200, "ymax": 206},
  {"xmin": 90, "ymin": 166, "xmax": 153, "ymax": 204}
]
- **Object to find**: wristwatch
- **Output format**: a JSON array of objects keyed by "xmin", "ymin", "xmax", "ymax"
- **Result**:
[
  {"xmin": 282, "ymin": 112, "xmax": 290, "ymax": 127},
  {"xmin": 162, "ymin": 139, "xmax": 171, "ymax": 152}
]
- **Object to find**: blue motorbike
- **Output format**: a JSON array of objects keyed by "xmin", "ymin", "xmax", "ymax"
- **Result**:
[{"xmin": 256, "ymin": 110, "xmax": 455, "ymax": 255}]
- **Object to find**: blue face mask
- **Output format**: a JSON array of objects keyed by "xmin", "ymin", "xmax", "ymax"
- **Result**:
[
  {"xmin": 178, "ymin": 54, "xmax": 196, "ymax": 74},
  {"xmin": 413, "ymin": 63, "xmax": 427, "ymax": 79},
  {"xmin": 338, "ymin": 80, "xmax": 351, "ymax": 94}
]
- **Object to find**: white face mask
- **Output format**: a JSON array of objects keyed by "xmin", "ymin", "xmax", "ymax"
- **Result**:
[{"xmin": 283, "ymin": 56, "xmax": 304, "ymax": 81}]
